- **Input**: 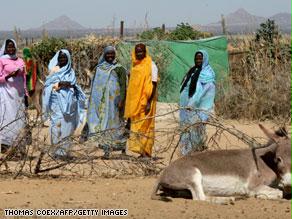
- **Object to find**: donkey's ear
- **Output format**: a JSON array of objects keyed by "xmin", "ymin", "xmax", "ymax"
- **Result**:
[{"xmin": 259, "ymin": 124, "xmax": 279, "ymax": 142}]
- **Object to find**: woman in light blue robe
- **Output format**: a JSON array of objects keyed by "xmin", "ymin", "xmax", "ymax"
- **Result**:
[
  {"xmin": 87, "ymin": 46, "xmax": 127, "ymax": 159},
  {"xmin": 179, "ymin": 50, "xmax": 216, "ymax": 155},
  {"xmin": 42, "ymin": 49, "xmax": 85, "ymax": 159}
]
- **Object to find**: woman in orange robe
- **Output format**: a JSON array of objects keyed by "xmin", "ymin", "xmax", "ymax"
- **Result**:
[{"xmin": 124, "ymin": 44, "xmax": 157, "ymax": 158}]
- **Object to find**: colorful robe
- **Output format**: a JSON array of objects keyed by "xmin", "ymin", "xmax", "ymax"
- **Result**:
[
  {"xmin": 87, "ymin": 49, "xmax": 127, "ymax": 153},
  {"xmin": 124, "ymin": 50, "xmax": 157, "ymax": 156},
  {"xmin": 23, "ymin": 47, "xmax": 39, "ymax": 95}
]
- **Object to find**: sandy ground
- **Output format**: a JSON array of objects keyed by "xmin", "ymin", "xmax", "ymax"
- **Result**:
[
  {"xmin": 0, "ymin": 178, "xmax": 290, "ymax": 219},
  {"xmin": 0, "ymin": 103, "xmax": 291, "ymax": 219}
]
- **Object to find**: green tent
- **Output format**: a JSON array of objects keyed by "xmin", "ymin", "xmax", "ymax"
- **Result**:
[{"xmin": 117, "ymin": 36, "xmax": 229, "ymax": 103}]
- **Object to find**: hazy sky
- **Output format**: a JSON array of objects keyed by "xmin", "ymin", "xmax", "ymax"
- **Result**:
[{"xmin": 1, "ymin": 0, "xmax": 290, "ymax": 30}]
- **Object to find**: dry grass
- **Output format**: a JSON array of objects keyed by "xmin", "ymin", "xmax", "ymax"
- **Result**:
[{"xmin": 216, "ymin": 35, "xmax": 291, "ymax": 122}]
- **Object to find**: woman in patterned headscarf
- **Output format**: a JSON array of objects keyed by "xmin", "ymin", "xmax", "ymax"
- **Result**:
[
  {"xmin": 179, "ymin": 50, "xmax": 216, "ymax": 155},
  {"xmin": 87, "ymin": 46, "xmax": 127, "ymax": 159}
]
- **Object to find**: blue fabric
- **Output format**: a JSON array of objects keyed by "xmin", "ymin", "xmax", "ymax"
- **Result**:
[
  {"xmin": 49, "ymin": 92, "xmax": 77, "ymax": 156},
  {"xmin": 179, "ymin": 50, "xmax": 216, "ymax": 155},
  {"xmin": 87, "ymin": 46, "xmax": 126, "ymax": 153},
  {"xmin": 43, "ymin": 49, "xmax": 86, "ymax": 121},
  {"xmin": 42, "ymin": 49, "xmax": 86, "ymax": 156},
  {"xmin": 187, "ymin": 50, "xmax": 215, "ymax": 108}
]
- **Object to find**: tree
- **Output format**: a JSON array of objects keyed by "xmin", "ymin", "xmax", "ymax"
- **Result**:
[
  {"xmin": 169, "ymin": 23, "xmax": 201, "ymax": 40},
  {"xmin": 254, "ymin": 19, "xmax": 282, "ymax": 60},
  {"xmin": 255, "ymin": 19, "xmax": 280, "ymax": 46}
]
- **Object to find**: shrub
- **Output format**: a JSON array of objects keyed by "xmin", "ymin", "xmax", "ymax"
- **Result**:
[
  {"xmin": 169, "ymin": 23, "xmax": 202, "ymax": 40},
  {"xmin": 138, "ymin": 23, "xmax": 212, "ymax": 41}
]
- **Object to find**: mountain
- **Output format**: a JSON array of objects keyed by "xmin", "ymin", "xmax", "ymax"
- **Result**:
[
  {"xmin": 224, "ymin": 8, "xmax": 266, "ymax": 26},
  {"xmin": 33, "ymin": 15, "xmax": 86, "ymax": 30},
  {"xmin": 269, "ymin": 12, "xmax": 291, "ymax": 30},
  {"xmin": 201, "ymin": 8, "xmax": 291, "ymax": 34},
  {"xmin": 270, "ymin": 12, "xmax": 291, "ymax": 24},
  {"xmin": 209, "ymin": 8, "xmax": 266, "ymax": 26}
]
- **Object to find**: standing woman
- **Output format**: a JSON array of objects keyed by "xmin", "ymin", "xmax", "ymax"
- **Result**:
[
  {"xmin": 0, "ymin": 39, "xmax": 28, "ymax": 153},
  {"xmin": 179, "ymin": 50, "xmax": 215, "ymax": 155},
  {"xmin": 87, "ymin": 46, "xmax": 127, "ymax": 159},
  {"xmin": 124, "ymin": 43, "xmax": 158, "ymax": 158},
  {"xmin": 42, "ymin": 49, "xmax": 85, "ymax": 159}
]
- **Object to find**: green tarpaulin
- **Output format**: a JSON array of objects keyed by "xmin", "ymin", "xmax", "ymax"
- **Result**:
[{"xmin": 117, "ymin": 36, "xmax": 229, "ymax": 103}]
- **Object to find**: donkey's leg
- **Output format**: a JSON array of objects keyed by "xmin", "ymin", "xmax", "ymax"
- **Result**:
[
  {"xmin": 252, "ymin": 185, "xmax": 283, "ymax": 199},
  {"xmin": 188, "ymin": 168, "xmax": 206, "ymax": 200}
]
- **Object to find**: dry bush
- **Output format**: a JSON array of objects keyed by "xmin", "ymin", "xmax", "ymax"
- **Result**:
[{"xmin": 216, "ymin": 35, "xmax": 291, "ymax": 121}]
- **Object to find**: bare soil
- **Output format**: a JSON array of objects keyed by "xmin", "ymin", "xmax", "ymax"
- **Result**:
[{"xmin": 0, "ymin": 104, "xmax": 290, "ymax": 219}]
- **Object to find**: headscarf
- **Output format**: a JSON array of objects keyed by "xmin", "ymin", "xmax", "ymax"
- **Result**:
[
  {"xmin": 0, "ymin": 39, "xmax": 18, "ymax": 59},
  {"xmin": 180, "ymin": 51, "xmax": 203, "ymax": 97},
  {"xmin": 182, "ymin": 50, "xmax": 215, "ymax": 106},
  {"xmin": 42, "ymin": 49, "xmax": 86, "ymax": 120},
  {"xmin": 98, "ymin": 46, "xmax": 117, "ymax": 65},
  {"xmin": 23, "ymin": 47, "xmax": 32, "ymax": 59},
  {"xmin": 93, "ymin": 46, "xmax": 121, "ymax": 86}
]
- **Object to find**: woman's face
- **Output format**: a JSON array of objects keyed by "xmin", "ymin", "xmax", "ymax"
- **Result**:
[
  {"xmin": 195, "ymin": 53, "xmax": 203, "ymax": 68},
  {"xmin": 5, "ymin": 41, "xmax": 16, "ymax": 55},
  {"xmin": 58, "ymin": 52, "xmax": 68, "ymax": 68},
  {"xmin": 135, "ymin": 47, "xmax": 146, "ymax": 60},
  {"xmin": 104, "ymin": 51, "xmax": 116, "ymax": 64}
]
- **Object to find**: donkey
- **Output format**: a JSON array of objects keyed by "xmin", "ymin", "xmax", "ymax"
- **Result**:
[{"xmin": 151, "ymin": 124, "xmax": 291, "ymax": 204}]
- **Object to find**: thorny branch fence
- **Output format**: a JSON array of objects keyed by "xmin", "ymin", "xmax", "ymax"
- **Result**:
[{"xmin": 1, "ymin": 104, "xmax": 288, "ymax": 180}]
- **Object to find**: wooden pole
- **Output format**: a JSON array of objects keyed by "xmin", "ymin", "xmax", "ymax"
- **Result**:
[
  {"xmin": 162, "ymin": 24, "xmax": 165, "ymax": 33},
  {"xmin": 221, "ymin": 14, "xmax": 227, "ymax": 35},
  {"xmin": 120, "ymin": 20, "xmax": 124, "ymax": 39}
]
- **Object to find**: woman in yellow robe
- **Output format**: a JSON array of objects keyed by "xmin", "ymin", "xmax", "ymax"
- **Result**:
[{"xmin": 124, "ymin": 44, "xmax": 157, "ymax": 158}]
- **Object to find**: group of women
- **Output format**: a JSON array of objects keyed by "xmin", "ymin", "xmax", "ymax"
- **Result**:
[{"xmin": 0, "ymin": 38, "xmax": 216, "ymax": 160}]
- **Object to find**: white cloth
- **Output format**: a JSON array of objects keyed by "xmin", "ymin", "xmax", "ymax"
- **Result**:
[
  {"xmin": 0, "ymin": 76, "xmax": 26, "ymax": 145},
  {"xmin": 151, "ymin": 61, "xmax": 158, "ymax": 82}
]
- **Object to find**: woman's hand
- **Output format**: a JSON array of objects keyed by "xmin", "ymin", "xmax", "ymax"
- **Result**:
[
  {"xmin": 145, "ymin": 101, "xmax": 151, "ymax": 115},
  {"xmin": 118, "ymin": 100, "xmax": 124, "ymax": 111},
  {"xmin": 24, "ymin": 95, "xmax": 29, "ymax": 108},
  {"xmin": 52, "ymin": 83, "xmax": 60, "ymax": 91},
  {"xmin": 53, "ymin": 81, "xmax": 73, "ymax": 91},
  {"xmin": 10, "ymin": 69, "xmax": 20, "ymax": 77},
  {"xmin": 59, "ymin": 81, "xmax": 72, "ymax": 88},
  {"xmin": 5, "ymin": 69, "xmax": 20, "ymax": 81}
]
